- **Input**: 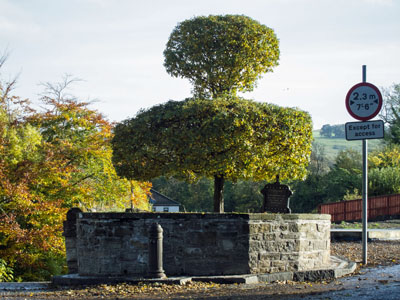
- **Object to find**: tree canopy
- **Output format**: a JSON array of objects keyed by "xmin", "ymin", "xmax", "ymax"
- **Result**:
[
  {"xmin": 381, "ymin": 83, "xmax": 400, "ymax": 144},
  {"xmin": 163, "ymin": 15, "xmax": 280, "ymax": 98},
  {"xmin": 320, "ymin": 124, "xmax": 345, "ymax": 138},
  {"xmin": 113, "ymin": 15, "xmax": 307, "ymax": 213},
  {"xmin": 112, "ymin": 97, "xmax": 312, "ymax": 212}
]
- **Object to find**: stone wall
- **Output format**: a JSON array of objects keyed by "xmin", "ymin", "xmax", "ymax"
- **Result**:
[{"xmin": 64, "ymin": 210, "xmax": 330, "ymax": 277}]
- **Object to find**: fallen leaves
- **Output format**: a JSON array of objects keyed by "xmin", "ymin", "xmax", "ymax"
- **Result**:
[
  {"xmin": 4, "ymin": 240, "xmax": 400, "ymax": 299},
  {"xmin": 331, "ymin": 240, "xmax": 400, "ymax": 268},
  {"xmin": 19, "ymin": 281, "xmax": 222, "ymax": 299}
]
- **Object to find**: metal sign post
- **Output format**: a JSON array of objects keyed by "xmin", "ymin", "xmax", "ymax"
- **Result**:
[
  {"xmin": 362, "ymin": 65, "xmax": 368, "ymax": 266},
  {"xmin": 362, "ymin": 136, "xmax": 368, "ymax": 265},
  {"xmin": 345, "ymin": 65, "xmax": 384, "ymax": 265},
  {"xmin": 362, "ymin": 65, "xmax": 368, "ymax": 265}
]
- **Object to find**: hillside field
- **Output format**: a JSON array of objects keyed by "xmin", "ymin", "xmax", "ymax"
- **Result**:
[{"xmin": 313, "ymin": 129, "xmax": 384, "ymax": 160}]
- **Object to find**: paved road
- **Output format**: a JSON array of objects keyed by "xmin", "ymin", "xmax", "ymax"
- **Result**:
[
  {"xmin": 188, "ymin": 264, "xmax": 400, "ymax": 300},
  {"xmin": 282, "ymin": 264, "xmax": 400, "ymax": 300}
]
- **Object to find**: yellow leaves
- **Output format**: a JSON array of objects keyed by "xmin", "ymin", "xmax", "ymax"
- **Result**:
[
  {"xmin": 164, "ymin": 15, "xmax": 279, "ymax": 98},
  {"xmin": 51, "ymin": 281, "xmax": 223, "ymax": 298},
  {"xmin": 113, "ymin": 96, "xmax": 312, "ymax": 185},
  {"xmin": 1, "ymin": 90, "xmax": 143, "ymax": 280},
  {"xmin": 369, "ymin": 144, "xmax": 400, "ymax": 169},
  {"xmin": 0, "ymin": 118, "xmax": 43, "ymax": 166}
]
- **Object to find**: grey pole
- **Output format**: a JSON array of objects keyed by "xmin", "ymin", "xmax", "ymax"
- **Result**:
[{"xmin": 362, "ymin": 65, "xmax": 368, "ymax": 265}]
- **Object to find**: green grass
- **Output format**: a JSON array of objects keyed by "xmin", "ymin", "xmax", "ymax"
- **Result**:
[
  {"xmin": 332, "ymin": 220, "xmax": 400, "ymax": 229},
  {"xmin": 313, "ymin": 130, "xmax": 384, "ymax": 160}
]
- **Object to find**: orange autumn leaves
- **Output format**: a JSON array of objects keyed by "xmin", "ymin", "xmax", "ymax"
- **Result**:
[{"xmin": 0, "ymin": 87, "xmax": 151, "ymax": 281}]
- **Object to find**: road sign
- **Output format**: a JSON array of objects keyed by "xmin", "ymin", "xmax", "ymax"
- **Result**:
[
  {"xmin": 345, "ymin": 120, "xmax": 384, "ymax": 140},
  {"xmin": 345, "ymin": 82, "xmax": 383, "ymax": 121}
]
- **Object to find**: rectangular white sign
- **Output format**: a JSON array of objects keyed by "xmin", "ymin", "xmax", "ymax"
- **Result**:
[{"xmin": 345, "ymin": 120, "xmax": 384, "ymax": 140}]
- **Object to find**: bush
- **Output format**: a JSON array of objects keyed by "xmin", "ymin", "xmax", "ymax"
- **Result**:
[{"xmin": 0, "ymin": 259, "xmax": 14, "ymax": 282}]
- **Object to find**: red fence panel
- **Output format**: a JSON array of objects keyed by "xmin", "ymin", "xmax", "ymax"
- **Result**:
[{"xmin": 318, "ymin": 194, "xmax": 400, "ymax": 222}]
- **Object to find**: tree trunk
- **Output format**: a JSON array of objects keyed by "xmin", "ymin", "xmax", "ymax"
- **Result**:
[{"xmin": 213, "ymin": 174, "xmax": 224, "ymax": 213}]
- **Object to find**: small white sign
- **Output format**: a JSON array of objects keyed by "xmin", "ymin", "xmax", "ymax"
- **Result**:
[{"xmin": 345, "ymin": 120, "xmax": 384, "ymax": 140}]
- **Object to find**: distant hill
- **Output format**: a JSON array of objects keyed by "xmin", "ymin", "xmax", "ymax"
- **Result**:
[{"xmin": 313, "ymin": 129, "xmax": 383, "ymax": 160}]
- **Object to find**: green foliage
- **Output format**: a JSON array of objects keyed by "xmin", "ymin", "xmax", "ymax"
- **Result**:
[
  {"xmin": 290, "ymin": 173, "xmax": 329, "ymax": 213},
  {"xmin": 113, "ymin": 97, "xmax": 312, "ymax": 182},
  {"xmin": 152, "ymin": 176, "xmax": 265, "ymax": 213},
  {"xmin": 320, "ymin": 124, "xmax": 333, "ymax": 138},
  {"xmin": 290, "ymin": 142, "xmax": 330, "ymax": 212},
  {"xmin": 322, "ymin": 149, "xmax": 362, "ymax": 202},
  {"xmin": 0, "ymin": 259, "xmax": 14, "ymax": 282},
  {"xmin": 343, "ymin": 188, "xmax": 361, "ymax": 201},
  {"xmin": 13, "ymin": 251, "xmax": 67, "ymax": 282},
  {"xmin": 334, "ymin": 148, "xmax": 362, "ymax": 171},
  {"xmin": 113, "ymin": 97, "xmax": 312, "ymax": 211},
  {"xmin": 224, "ymin": 180, "xmax": 265, "ymax": 212},
  {"xmin": 369, "ymin": 144, "xmax": 400, "ymax": 169},
  {"xmin": 307, "ymin": 142, "xmax": 330, "ymax": 176},
  {"xmin": 369, "ymin": 167, "xmax": 400, "ymax": 196},
  {"xmin": 161, "ymin": 15, "xmax": 288, "ymax": 211},
  {"xmin": 368, "ymin": 144, "xmax": 400, "ymax": 196},
  {"xmin": 320, "ymin": 124, "xmax": 345, "ymax": 138},
  {"xmin": 155, "ymin": 142, "xmax": 400, "ymax": 214},
  {"xmin": 380, "ymin": 83, "xmax": 400, "ymax": 144},
  {"xmin": 291, "ymin": 143, "xmax": 400, "ymax": 211},
  {"xmin": 290, "ymin": 148, "xmax": 362, "ymax": 212},
  {"xmin": 164, "ymin": 15, "xmax": 279, "ymax": 98},
  {"xmin": 152, "ymin": 177, "xmax": 213, "ymax": 212}
]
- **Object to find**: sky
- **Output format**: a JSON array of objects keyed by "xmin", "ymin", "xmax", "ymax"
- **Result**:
[{"xmin": 1, "ymin": 0, "xmax": 399, "ymax": 129}]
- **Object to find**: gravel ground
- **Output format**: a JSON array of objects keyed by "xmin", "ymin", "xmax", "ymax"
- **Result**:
[{"xmin": 2, "ymin": 240, "xmax": 400, "ymax": 299}]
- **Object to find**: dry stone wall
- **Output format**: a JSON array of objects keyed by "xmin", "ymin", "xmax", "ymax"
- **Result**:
[{"xmin": 63, "ymin": 210, "xmax": 330, "ymax": 277}]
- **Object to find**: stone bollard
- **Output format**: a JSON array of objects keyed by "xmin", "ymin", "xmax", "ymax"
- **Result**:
[{"xmin": 148, "ymin": 223, "xmax": 166, "ymax": 278}]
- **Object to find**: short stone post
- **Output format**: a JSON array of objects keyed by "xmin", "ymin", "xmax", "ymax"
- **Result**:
[{"xmin": 148, "ymin": 223, "xmax": 166, "ymax": 278}]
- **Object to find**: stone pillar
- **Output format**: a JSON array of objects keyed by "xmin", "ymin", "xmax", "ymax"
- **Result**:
[
  {"xmin": 63, "ymin": 207, "xmax": 82, "ymax": 274},
  {"xmin": 148, "ymin": 223, "xmax": 166, "ymax": 278}
]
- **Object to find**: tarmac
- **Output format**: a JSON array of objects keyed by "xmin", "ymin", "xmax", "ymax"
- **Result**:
[{"xmin": 282, "ymin": 263, "xmax": 400, "ymax": 300}]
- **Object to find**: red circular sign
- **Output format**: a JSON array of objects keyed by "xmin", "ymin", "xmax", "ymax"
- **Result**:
[{"xmin": 345, "ymin": 82, "xmax": 383, "ymax": 121}]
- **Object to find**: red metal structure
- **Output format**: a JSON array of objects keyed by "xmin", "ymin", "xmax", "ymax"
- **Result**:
[{"xmin": 318, "ymin": 194, "xmax": 400, "ymax": 222}]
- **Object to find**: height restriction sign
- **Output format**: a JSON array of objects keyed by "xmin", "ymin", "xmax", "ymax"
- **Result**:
[{"xmin": 345, "ymin": 82, "xmax": 383, "ymax": 121}]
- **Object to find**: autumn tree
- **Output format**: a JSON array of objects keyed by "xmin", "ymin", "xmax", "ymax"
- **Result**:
[
  {"xmin": 0, "ymin": 67, "xmax": 68, "ymax": 280},
  {"xmin": 163, "ymin": 15, "xmax": 280, "ymax": 98},
  {"xmin": 112, "ymin": 97, "xmax": 312, "ymax": 212},
  {"xmin": 0, "ymin": 63, "xmax": 151, "ymax": 281}
]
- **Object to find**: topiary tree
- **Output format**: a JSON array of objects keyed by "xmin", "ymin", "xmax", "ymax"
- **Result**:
[
  {"xmin": 112, "ymin": 97, "xmax": 312, "ymax": 212},
  {"xmin": 112, "ymin": 15, "xmax": 311, "ymax": 212},
  {"xmin": 163, "ymin": 15, "xmax": 280, "ymax": 98}
]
